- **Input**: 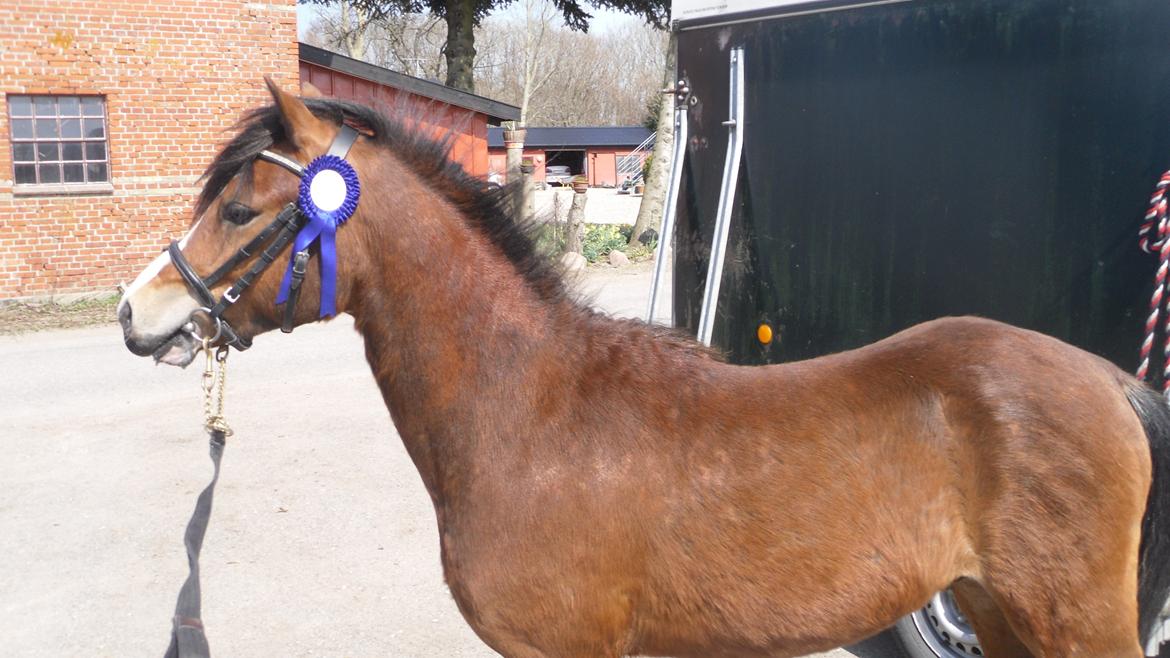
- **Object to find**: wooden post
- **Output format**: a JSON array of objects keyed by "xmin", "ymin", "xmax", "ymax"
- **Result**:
[
  {"xmin": 503, "ymin": 122, "xmax": 528, "ymax": 218},
  {"xmin": 519, "ymin": 156, "xmax": 535, "ymax": 223},
  {"xmin": 504, "ymin": 125, "xmax": 525, "ymax": 184},
  {"xmin": 565, "ymin": 188, "xmax": 587, "ymax": 254}
]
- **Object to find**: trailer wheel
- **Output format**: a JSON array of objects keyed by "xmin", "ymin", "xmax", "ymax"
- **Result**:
[
  {"xmin": 891, "ymin": 590, "xmax": 983, "ymax": 658},
  {"xmin": 892, "ymin": 592, "xmax": 1170, "ymax": 657},
  {"xmin": 1152, "ymin": 617, "xmax": 1170, "ymax": 657}
]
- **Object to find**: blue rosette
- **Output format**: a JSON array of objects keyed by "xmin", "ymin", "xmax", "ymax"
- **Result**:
[{"xmin": 276, "ymin": 154, "xmax": 361, "ymax": 317}]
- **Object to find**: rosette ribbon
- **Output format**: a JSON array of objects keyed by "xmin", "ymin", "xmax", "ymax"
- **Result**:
[{"xmin": 276, "ymin": 154, "xmax": 361, "ymax": 317}]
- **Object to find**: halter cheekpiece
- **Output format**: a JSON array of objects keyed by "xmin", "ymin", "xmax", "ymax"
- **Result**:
[{"xmin": 168, "ymin": 124, "xmax": 361, "ymax": 350}]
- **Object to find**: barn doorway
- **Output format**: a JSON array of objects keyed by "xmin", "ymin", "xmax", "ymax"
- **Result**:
[{"xmin": 545, "ymin": 149, "xmax": 586, "ymax": 176}]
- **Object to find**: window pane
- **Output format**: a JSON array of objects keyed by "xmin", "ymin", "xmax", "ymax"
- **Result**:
[
  {"xmin": 62, "ymin": 142, "xmax": 83, "ymax": 161},
  {"xmin": 57, "ymin": 97, "xmax": 80, "ymax": 116},
  {"xmin": 12, "ymin": 143, "xmax": 34, "ymax": 162},
  {"xmin": 34, "ymin": 97, "xmax": 55, "ymax": 116},
  {"xmin": 14, "ymin": 164, "xmax": 36, "ymax": 184},
  {"xmin": 11, "ymin": 119, "xmax": 32, "ymax": 139},
  {"xmin": 85, "ymin": 142, "xmax": 106, "ymax": 161},
  {"xmin": 36, "ymin": 118, "xmax": 58, "ymax": 139},
  {"xmin": 87, "ymin": 162, "xmax": 108, "ymax": 182},
  {"xmin": 62, "ymin": 163, "xmax": 84, "ymax": 183},
  {"xmin": 36, "ymin": 142, "xmax": 59, "ymax": 161},
  {"xmin": 60, "ymin": 117, "xmax": 81, "ymax": 139},
  {"xmin": 8, "ymin": 96, "xmax": 32, "ymax": 117},
  {"xmin": 81, "ymin": 97, "xmax": 103, "ymax": 117},
  {"xmin": 83, "ymin": 118, "xmax": 104, "ymax": 139},
  {"xmin": 39, "ymin": 164, "xmax": 61, "ymax": 184}
]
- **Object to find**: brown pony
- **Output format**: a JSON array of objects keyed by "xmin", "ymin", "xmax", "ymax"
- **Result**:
[{"xmin": 118, "ymin": 81, "xmax": 1170, "ymax": 657}]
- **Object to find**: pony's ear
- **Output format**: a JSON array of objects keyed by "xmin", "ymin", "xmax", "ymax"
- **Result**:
[
  {"xmin": 301, "ymin": 81, "xmax": 325, "ymax": 98},
  {"xmin": 265, "ymin": 76, "xmax": 329, "ymax": 154}
]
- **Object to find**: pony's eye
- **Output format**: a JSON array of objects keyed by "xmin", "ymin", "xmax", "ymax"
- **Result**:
[{"xmin": 221, "ymin": 201, "xmax": 259, "ymax": 226}]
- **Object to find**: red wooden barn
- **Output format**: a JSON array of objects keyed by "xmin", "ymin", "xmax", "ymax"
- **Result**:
[
  {"xmin": 300, "ymin": 44, "xmax": 520, "ymax": 179},
  {"xmin": 487, "ymin": 126, "xmax": 653, "ymax": 188}
]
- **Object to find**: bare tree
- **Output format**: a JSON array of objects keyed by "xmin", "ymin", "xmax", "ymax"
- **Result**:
[
  {"xmin": 474, "ymin": 15, "xmax": 665, "ymax": 127},
  {"xmin": 304, "ymin": 0, "xmax": 373, "ymax": 60},
  {"xmin": 305, "ymin": 6, "xmax": 668, "ymax": 129},
  {"xmin": 628, "ymin": 30, "xmax": 674, "ymax": 247},
  {"xmin": 470, "ymin": 1, "xmax": 568, "ymax": 127},
  {"xmin": 306, "ymin": 0, "xmax": 669, "ymax": 94},
  {"xmin": 373, "ymin": 13, "xmax": 448, "ymax": 79},
  {"xmin": 518, "ymin": 0, "xmax": 563, "ymax": 126},
  {"xmin": 307, "ymin": 8, "xmax": 448, "ymax": 80}
]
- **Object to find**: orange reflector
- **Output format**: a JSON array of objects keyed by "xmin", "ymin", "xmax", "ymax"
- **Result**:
[{"xmin": 757, "ymin": 323, "xmax": 773, "ymax": 345}]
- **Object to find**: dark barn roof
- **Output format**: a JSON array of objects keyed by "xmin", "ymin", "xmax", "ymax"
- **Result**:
[
  {"xmin": 488, "ymin": 126, "xmax": 653, "ymax": 149},
  {"xmin": 299, "ymin": 43, "xmax": 520, "ymax": 124}
]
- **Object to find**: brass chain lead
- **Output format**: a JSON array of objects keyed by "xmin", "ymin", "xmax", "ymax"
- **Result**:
[{"xmin": 201, "ymin": 337, "xmax": 233, "ymax": 436}]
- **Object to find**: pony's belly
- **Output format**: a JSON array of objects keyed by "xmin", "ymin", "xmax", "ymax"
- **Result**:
[
  {"xmin": 631, "ymin": 556, "xmax": 969, "ymax": 657},
  {"xmin": 630, "ymin": 488, "xmax": 976, "ymax": 656}
]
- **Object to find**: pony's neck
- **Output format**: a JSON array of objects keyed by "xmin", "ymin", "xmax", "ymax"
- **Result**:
[{"xmin": 347, "ymin": 172, "xmax": 567, "ymax": 501}]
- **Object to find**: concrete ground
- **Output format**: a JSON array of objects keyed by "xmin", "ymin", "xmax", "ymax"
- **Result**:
[
  {"xmin": 0, "ymin": 263, "xmax": 898, "ymax": 657},
  {"xmin": 532, "ymin": 186, "xmax": 642, "ymax": 225}
]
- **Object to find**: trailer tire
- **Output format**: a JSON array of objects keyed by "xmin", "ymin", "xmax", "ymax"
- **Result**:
[{"xmin": 890, "ymin": 591, "xmax": 983, "ymax": 658}]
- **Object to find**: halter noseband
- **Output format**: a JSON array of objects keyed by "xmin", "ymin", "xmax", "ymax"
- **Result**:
[{"xmin": 168, "ymin": 124, "xmax": 360, "ymax": 351}]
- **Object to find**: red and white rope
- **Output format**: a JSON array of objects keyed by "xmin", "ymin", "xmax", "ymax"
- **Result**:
[{"xmin": 1137, "ymin": 170, "xmax": 1170, "ymax": 397}]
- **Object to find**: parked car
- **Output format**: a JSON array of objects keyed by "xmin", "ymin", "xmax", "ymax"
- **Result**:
[{"xmin": 544, "ymin": 165, "xmax": 572, "ymax": 186}]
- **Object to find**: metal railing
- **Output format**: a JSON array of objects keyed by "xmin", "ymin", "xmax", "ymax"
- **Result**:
[{"xmin": 617, "ymin": 133, "xmax": 656, "ymax": 179}]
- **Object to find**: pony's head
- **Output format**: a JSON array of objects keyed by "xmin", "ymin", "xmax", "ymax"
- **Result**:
[
  {"xmin": 117, "ymin": 79, "xmax": 374, "ymax": 366},
  {"xmin": 120, "ymin": 79, "xmax": 565, "ymax": 368}
]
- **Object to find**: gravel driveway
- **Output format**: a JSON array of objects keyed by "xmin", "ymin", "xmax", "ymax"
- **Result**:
[{"xmin": 0, "ymin": 262, "xmax": 888, "ymax": 658}]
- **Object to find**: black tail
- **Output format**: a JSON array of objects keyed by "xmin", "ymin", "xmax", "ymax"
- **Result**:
[{"xmin": 1126, "ymin": 384, "xmax": 1170, "ymax": 650}]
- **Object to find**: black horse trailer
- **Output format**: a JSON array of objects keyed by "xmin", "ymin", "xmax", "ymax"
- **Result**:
[{"xmin": 656, "ymin": 0, "xmax": 1170, "ymax": 655}]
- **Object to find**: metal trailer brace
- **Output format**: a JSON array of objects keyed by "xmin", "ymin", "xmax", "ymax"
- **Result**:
[
  {"xmin": 645, "ymin": 79, "xmax": 691, "ymax": 325},
  {"xmin": 696, "ymin": 46, "xmax": 745, "ymax": 347}
]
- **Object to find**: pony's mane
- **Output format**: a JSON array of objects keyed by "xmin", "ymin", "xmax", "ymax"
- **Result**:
[
  {"xmin": 197, "ymin": 97, "xmax": 565, "ymax": 303},
  {"xmin": 197, "ymin": 97, "xmax": 718, "ymax": 362}
]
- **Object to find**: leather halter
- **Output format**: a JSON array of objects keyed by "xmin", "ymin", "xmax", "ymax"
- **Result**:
[{"xmin": 168, "ymin": 125, "xmax": 360, "ymax": 351}]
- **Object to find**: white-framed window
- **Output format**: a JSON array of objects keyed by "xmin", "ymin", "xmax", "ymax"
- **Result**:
[{"xmin": 8, "ymin": 95, "xmax": 111, "ymax": 192}]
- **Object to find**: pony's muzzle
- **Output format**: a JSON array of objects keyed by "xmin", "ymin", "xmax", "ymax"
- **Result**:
[{"xmin": 118, "ymin": 301, "xmax": 159, "ymax": 357}]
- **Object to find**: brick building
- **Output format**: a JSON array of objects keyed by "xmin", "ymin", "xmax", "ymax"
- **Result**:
[
  {"xmin": 0, "ymin": 7, "xmax": 518, "ymax": 302},
  {"xmin": 0, "ymin": 0, "xmax": 300, "ymax": 300}
]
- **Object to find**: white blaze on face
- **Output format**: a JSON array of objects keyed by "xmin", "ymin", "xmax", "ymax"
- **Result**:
[{"xmin": 117, "ymin": 216, "xmax": 205, "ymax": 332}]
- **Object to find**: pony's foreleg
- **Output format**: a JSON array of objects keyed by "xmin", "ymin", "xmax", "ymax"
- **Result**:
[
  {"xmin": 974, "ymin": 557, "xmax": 1145, "ymax": 657},
  {"xmin": 950, "ymin": 578, "xmax": 1034, "ymax": 658}
]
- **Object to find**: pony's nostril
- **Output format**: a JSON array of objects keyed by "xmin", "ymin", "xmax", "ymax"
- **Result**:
[{"xmin": 117, "ymin": 301, "xmax": 132, "ymax": 331}]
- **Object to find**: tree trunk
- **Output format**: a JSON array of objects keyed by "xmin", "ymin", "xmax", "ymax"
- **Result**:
[
  {"xmin": 443, "ymin": 0, "xmax": 477, "ymax": 93},
  {"xmin": 340, "ymin": 0, "xmax": 368, "ymax": 60},
  {"xmin": 629, "ymin": 31, "xmax": 677, "ymax": 248},
  {"xmin": 565, "ymin": 190, "xmax": 587, "ymax": 254}
]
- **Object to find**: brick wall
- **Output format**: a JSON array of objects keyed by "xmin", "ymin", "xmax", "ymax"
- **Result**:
[{"xmin": 0, "ymin": 0, "xmax": 299, "ymax": 300}]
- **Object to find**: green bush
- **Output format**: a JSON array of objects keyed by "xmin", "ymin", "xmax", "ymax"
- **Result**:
[{"xmin": 582, "ymin": 224, "xmax": 634, "ymax": 263}]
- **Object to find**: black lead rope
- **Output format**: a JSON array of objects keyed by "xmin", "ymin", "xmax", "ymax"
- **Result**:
[
  {"xmin": 159, "ymin": 125, "xmax": 361, "ymax": 657},
  {"xmin": 164, "ymin": 429, "xmax": 225, "ymax": 658}
]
